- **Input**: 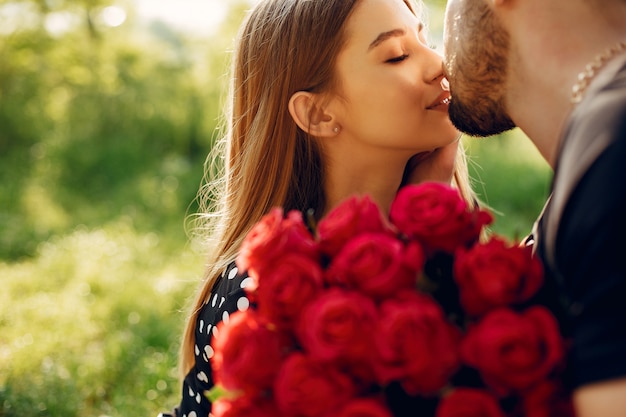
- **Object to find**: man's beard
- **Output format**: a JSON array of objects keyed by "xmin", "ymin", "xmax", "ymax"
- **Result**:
[
  {"xmin": 445, "ymin": 1, "xmax": 516, "ymax": 137},
  {"xmin": 449, "ymin": 95, "xmax": 515, "ymax": 137}
]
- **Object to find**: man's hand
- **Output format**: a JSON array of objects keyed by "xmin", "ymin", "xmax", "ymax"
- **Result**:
[
  {"xmin": 574, "ymin": 377, "xmax": 626, "ymax": 417},
  {"xmin": 403, "ymin": 137, "xmax": 460, "ymax": 186}
]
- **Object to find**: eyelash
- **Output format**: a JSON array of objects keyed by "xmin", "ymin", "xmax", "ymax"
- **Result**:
[
  {"xmin": 386, "ymin": 54, "xmax": 408, "ymax": 63},
  {"xmin": 384, "ymin": 24, "xmax": 432, "ymax": 64}
]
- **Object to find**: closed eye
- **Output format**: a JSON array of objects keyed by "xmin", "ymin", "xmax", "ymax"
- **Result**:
[{"xmin": 386, "ymin": 54, "xmax": 408, "ymax": 63}]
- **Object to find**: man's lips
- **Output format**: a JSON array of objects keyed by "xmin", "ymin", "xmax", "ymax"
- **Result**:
[{"xmin": 427, "ymin": 91, "xmax": 452, "ymax": 110}]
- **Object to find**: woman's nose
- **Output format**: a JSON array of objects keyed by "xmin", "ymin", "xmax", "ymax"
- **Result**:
[{"xmin": 422, "ymin": 45, "xmax": 447, "ymax": 84}]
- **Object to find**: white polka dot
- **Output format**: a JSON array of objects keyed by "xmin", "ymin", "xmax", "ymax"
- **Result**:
[
  {"xmin": 228, "ymin": 267, "xmax": 239, "ymax": 279},
  {"xmin": 219, "ymin": 297, "xmax": 226, "ymax": 308},
  {"xmin": 204, "ymin": 345, "xmax": 214, "ymax": 359},
  {"xmin": 222, "ymin": 310, "xmax": 230, "ymax": 324},
  {"xmin": 206, "ymin": 324, "xmax": 213, "ymax": 335},
  {"xmin": 240, "ymin": 277, "xmax": 254, "ymax": 289},
  {"xmin": 189, "ymin": 412, "xmax": 197, "ymax": 417},
  {"xmin": 188, "ymin": 387, "xmax": 194, "ymax": 397},
  {"xmin": 199, "ymin": 320, "xmax": 204, "ymax": 333},
  {"xmin": 194, "ymin": 345, "xmax": 200, "ymax": 356},
  {"xmin": 196, "ymin": 393, "xmax": 201, "ymax": 404},
  {"xmin": 211, "ymin": 293, "xmax": 218, "ymax": 307},
  {"xmin": 237, "ymin": 297, "xmax": 250, "ymax": 312},
  {"xmin": 197, "ymin": 371, "xmax": 209, "ymax": 383},
  {"xmin": 212, "ymin": 326, "xmax": 219, "ymax": 338}
]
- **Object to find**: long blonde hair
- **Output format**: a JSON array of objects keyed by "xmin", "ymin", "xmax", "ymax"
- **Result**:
[{"xmin": 180, "ymin": 0, "xmax": 477, "ymax": 376}]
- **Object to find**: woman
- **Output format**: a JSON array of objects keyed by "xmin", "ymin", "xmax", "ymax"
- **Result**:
[{"xmin": 162, "ymin": 0, "xmax": 478, "ymax": 415}]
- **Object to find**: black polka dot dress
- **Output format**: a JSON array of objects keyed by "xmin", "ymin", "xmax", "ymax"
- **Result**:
[{"xmin": 161, "ymin": 261, "xmax": 250, "ymax": 417}]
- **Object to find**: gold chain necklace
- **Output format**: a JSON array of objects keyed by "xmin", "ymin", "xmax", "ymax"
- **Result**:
[{"xmin": 571, "ymin": 41, "xmax": 626, "ymax": 104}]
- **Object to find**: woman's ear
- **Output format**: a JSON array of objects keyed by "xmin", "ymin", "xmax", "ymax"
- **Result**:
[{"xmin": 288, "ymin": 91, "xmax": 339, "ymax": 137}]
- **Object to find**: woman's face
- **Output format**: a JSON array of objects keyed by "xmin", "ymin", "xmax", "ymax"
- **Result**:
[{"xmin": 329, "ymin": 0, "xmax": 458, "ymax": 155}]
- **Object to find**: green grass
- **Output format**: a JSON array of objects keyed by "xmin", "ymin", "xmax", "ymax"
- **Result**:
[{"xmin": 0, "ymin": 221, "xmax": 202, "ymax": 417}]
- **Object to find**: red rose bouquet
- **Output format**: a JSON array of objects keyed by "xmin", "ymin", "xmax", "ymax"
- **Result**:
[{"xmin": 208, "ymin": 182, "xmax": 573, "ymax": 417}]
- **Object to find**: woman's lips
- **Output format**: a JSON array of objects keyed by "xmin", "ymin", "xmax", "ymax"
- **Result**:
[{"xmin": 427, "ymin": 91, "xmax": 452, "ymax": 112}]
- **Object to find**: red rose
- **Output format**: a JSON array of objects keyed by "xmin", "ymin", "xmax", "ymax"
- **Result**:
[
  {"xmin": 274, "ymin": 352, "xmax": 358, "ymax": 417},
  {"xmin": 436, "ymin": 388, "xmax": 506, "ymax": 417},
  {"xmin": 236, "ymin": 208, "xmax": 318, "ymax": 276},
  {"xmin": 333, "ymin": 398, "xmax": 393, "ymax": 417},
  {"xmin": 317, "ymin": 194, "xmax": 395, "ymax": 257},
  {"xmin": 461, "ymin": 307, "xmax": 565, "ymax": 394},
  {"xmin": 297, "ymin": 289, "xmax": 378, "ymax": 371},
  {"xmin": 253, "ymin": 252, "xmax": 324, "ymax": 330},
  {"xmin": 212, "ymin": 396, "xmax": 280, "ymax": 417},
  {"xmin": 326, "ymin": 233, "xmax": 424, "ymax": 301},
  {"xmin": 389, "ymin": 182, "xmax": 492, "ymax": 254},
  {"xmin": 523, "ymin": 381, "xmax": 575, "ymax": 417},
  {"xmin": 375, "ymin": 290, "xmax": 461, "ymax": 395},
  {"xmin": 454, "ymin": 237, "xmax": 544, "ymax": 316},
  {"xmin": 212, "ymin": 310, "xmax": 290, "ymax": 395}
]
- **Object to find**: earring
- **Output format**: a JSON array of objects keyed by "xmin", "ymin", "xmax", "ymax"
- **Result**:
[{"xmin": 333, "ymin": 126, "xmax": 340, "ymax": 134}]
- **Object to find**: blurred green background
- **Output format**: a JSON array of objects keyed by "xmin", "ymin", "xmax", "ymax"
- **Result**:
[{"xmin": 0, "ymin": 1, "xmax": 551, "ymax": 416}]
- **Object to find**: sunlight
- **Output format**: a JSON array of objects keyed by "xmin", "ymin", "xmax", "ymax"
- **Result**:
[
  {"xmin": 101, "ymin": 6, "xmax": 127, "ymax": 28},
  {"xmin": 0, "ymin": 2, "xmax": 38, "ymax": 35},
  {"xmin": 44, "ymin": 11, "xmax": 79, "ymax": 36},
  {"xmin": 133, "ymin": 0, "xmax": 229, "ymax": 36}
]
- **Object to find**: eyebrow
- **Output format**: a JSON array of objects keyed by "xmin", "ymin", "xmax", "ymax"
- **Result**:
[{"xmin": 368, "ymin": 28, "xmax": 406, "ymax": 51}]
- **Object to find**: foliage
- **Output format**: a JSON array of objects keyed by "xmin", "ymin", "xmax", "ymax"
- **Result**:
[
  {"xmin": 464, "ymin": 130, "xmax": 551, "ymax": 241},
  {"xmin": 0, "ymin": 0, "xmax": 235, "ymax": 260}
]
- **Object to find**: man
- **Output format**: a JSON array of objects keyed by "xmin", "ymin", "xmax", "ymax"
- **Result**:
[{"xmin": 442, "ymin": 0, "xmax": 626, "ymax": 415}]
